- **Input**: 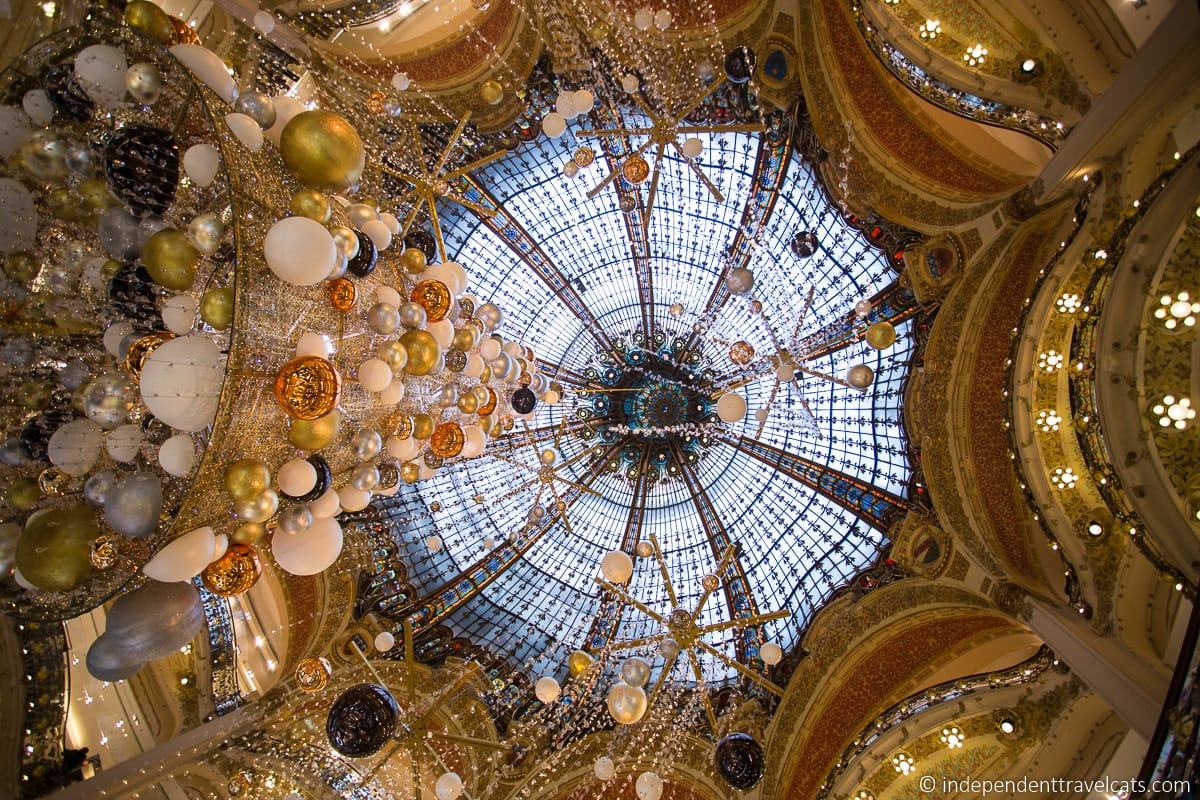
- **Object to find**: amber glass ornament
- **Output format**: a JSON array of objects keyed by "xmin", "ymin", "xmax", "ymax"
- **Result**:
[
  {"xmin": 391, "ymin": 414, "xmax": 414, "ymax": 439},
  {"xmin": 478, "ymin": 387, "xmax": 498, "ymax": 416},
  {"xmin": 411, "ymin": 279, "xmax": 451, "ymax": 322},
  {"xmin": 567, "ymin": 649, "xmax": 593, "ymax": 676},
  {"xmin": 573, "ymin": 147, "xmax": 596, "ymax": 167},
  {"xmin": 89, "ymin": 533, "xmax": 122, "ymax": 570},
  {"xmin": 729, "ymin": 341, "xmax": 755, "ymax": 365},
  {"xmin": 621, "ymin": 155, "xmax": 650, "ymax": 184},
  {"xmin": 123, "ymin": 331, "xmax": 173, "ymax": 380},
  {"xmin": 430, "ymin": 422, "xmax": 465, "ymax": 458},
  {"xmin": 327, "ymin": 277, "xmax": 356, "ymax": 312},
  {"xmin": 479, "ymin": 79, "xmax": 504, "ymax": 105},
  {"xmin": 274, "ymin": 356, "xmax": 341, "ymax": 420},
  {"xmin": 295, "ymin": 656, "xmax": 333, "ymax": 692},
  {"xmin": 201, "ymin": 543, "xmax": 262, "ymax": 596}
]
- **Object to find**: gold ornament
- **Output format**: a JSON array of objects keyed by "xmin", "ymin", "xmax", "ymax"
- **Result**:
[
  {"xmin": 90, "ymin": 534, "xmax": 122, "ymax": 570},
  {"xmin": 295, "ymin": 656, "xmax": 333, "ymax": 692},
  {"xmin": 288, "ymin": 410, "xmax": 341, "ymax": 451},
  {"xmin": 123, "ymin": 331, "xmax": 173, "ymax": 380},
  {"xmin": 621, "ymin": 155, "xmax": 650, "ymax": 184},
  {"xmin": 430, "ymin": 422, "xmax": 465, "ymax": 458},
  {"xmin": 200, "ymin": 287, "xmax": 234, "ymax": 330},
  {"xmin": 78, "ymin": 178, "xmax": 115, "ymax": 210},
  {"xmin": 15, "ymin": 505, "xmax": 98, "ymax": 591},
  {"xmin": 411, "ymin": 279, "xmax": 451, "ymax": 322},
  {"xmin": 327, "ymin": 277, "xmax": 356, "ymax": 312},
  {"xmin": 279, "ymin": 110, "xmax": 366, "ymax": 192},
  {"xmin": 567, "ymin": 649, "xmax": 593, "ymax": 676},
  {"xmin": 227, "ymin": 772, "xmax": 251, "ymax": 797},
  {"xmin": 400, "ymin": 462, "xmax": 420, "ymax": 484},
  {"xmin": 864, "ymin": 321, "xmax": 897, "ymax": 350},
  {"xmin": 235, "ymin": 489, "xmax": 278, "ymax": 523},
  {"xmin": 7, "ymin": 477, "xmax": 40, "ymax": 510},
  {"xmin": 224, "ymin": 459, "xmax": 271, "ymax": 501},
  {"xmin": 391, "ymin": 414, "xmax": 414, "ymax": 440},
  {"xmin": 38, "ymin": 467, "xmax": 71, "ymax": 496},
  {"xmin": 400, "ymin": 247, "xmax": 427, "ymax": 274},
  {"xmin": 378, "ymin": 340, "xmax": 409, "ymax": 372},
  {"xmin": 142, "ymin": 229, "xmax": 199, "ymax": 290},
  {"xmin": 289, "ymin": 189, "xmax": 330, "ymax": 222},
  {"xmin": 330, "ymin": 226, "xmax": 359, "ymax": 259},
  {"xmin": 232, "ymin": 522, "xmax": 266, "ymax": 545},
  {"xmin": 166, "ymin": 13, "xmax": 201, "ymax": 45},
  {"xmin": 366, "ymin": 91, "xmax": 387, "ymax": 114},
  {"xmin": 201, "ymin": 543, "xmax": 262, "ymax": 596},
  {"xmin": 729, "ymin": 341, "xmax": 755, "ymax": 365},
  {"xmin": 478, "ymin": 387, "xmax": 498, "ymax": 416},
  {"xmin": 479, "ymin": 80, "xmax": 504, "ymax": 105},
  {"xmin": 412, "ymin": 413, "xmax": 435, "ymax": 440},
  {"xmin": 274, "ymin": 356, "xmax": 342, "ymax": 420},
  {"xmin": 124, "ymin": 0, "xmax": 174, "ymax": 43},
  {"xmin": 573, "ymin": 147, "xmax": 596, "ymax": 167},
  {"xmin": 457, "ymin": 392, "xmax": 480, "ymax": 414},
  {"xmin": 400, "ymin": 329, "xmax": 439, "ymax": 375}
]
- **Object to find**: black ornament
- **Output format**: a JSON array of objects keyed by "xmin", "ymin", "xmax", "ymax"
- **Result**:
[
  {"xmin": 511, "ymin": 387, "xmax": 536, "ymax": 414},
  {"xmin": 715, "ymin": 732, "xmax": 765, "ymax": 790},
  {"xmin": 287, "ymin": 454, "xmax": 333, "ymax": 503},
  {"xmin": 108, "ymin": 264, "xmax": 161, "ymax": 331},
  {"xmin": 790, "ymin": 231, "xmax": 818, "ymax": 259},
  {"xmin": 140, "ymin": 414, "xmax": 172, "ymax": 446},
  {"xmin": 347, "ymin": 230, "xmax": 377, "ymax": 278},
  {"xmin": 724, "ymin": 47, "xmax": 758, "ymax": 84},
  {"xmin": 326, "ymin": 683, "xmax": 398, "ymax": 758},
  {"xmin": 44, "ymin": 63, "xmax": 94, "ymax": 122},
  {"xmin": 104, "ymin": 125, "xmax": 180, "ymax": 218},
  {"xmin": 404, "ymin": 229, "xmax": 437, "ymax": 261}
]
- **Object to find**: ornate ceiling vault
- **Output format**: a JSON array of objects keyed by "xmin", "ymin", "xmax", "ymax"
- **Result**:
[{"xmin": 0, "ymin": 1, "xmax": 1197, "ymax": 799}]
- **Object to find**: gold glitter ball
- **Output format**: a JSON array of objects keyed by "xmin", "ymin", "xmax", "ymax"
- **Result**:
[{"xmin": 89, "ymin": 534, "xmax": 122, "ymax": 570}]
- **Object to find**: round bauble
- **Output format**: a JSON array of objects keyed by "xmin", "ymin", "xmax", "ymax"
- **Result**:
[
  {"xmin": 635, "ymin": 771, "xmax": 663, "ymax": 800},
  {"xmin": 273, "ymin": 515, "xmax": 342, "ymax": 575},
  {"xmin": 200, "ymin": 287, "xmax": 234, "ymax": 330},
  {"xmin": 864, "ymin": 321, "xmax": 897, "ymax": 350},
  {"xmin": 16, "ymin": 505, "xmax": 98, "ymax": 591},
  {"xmin": 326, "ymin": 684, "xmax": 398, "ymax": 758},
  {"xmin": 279, "ymin": 110, "xmax": 365, "ymax": 191},
  {"xmin": 158, "ymin": 433, "xmax": 195, "ymax": 476},
  {"xmin": 138, "ymin": 335, "xmax": 223, "ymax": 432},
  {"xmin": 141, "ymin": 228, "xmax": 198, "ymax": 290},
  {"xmin": 607, "ymin": 681, "xmax": 648, "ymax": 724},
  {"xmin": 264, "ymin": 216, "xmax": 337, "ymax": 286},
  {"xmin": 182, "ymin": 143, "xmax": 220, "ymax": 187},
  {"xmin": 714, "ymin": 732, "xmax": 765, "ymax": 789},
  {"xmin": 534, "ymin": 676, "xmax": 561, "ymax": 703},
  {"xmin": 225, "ymin": 112, "xmax": 263, "ymax": 152}
]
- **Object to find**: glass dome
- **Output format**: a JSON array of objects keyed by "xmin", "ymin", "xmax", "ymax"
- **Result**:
[{"xmin": 375, "ymin": 110, "xmax": 916, "ymax": 684}]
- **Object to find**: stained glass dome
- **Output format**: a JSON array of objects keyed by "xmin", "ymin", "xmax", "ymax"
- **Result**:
[{"xmin": 373, "ymin": 107, "xmax": 917, "ymax": 684}]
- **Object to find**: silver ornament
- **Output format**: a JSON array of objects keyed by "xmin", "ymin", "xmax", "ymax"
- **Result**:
[
  {"xmin": 398, "ymin": 301, "xmax": 427, "ymax": 329},
  {"xmin": 83, "ymin": 372, "xmax": 137, "ymax": 430},
  {"xmin": 347, "ymin": 203, "xmax": 377, "ymax": 230},
  {"xmin": 277, "ymin": 503, "xmax": 313, "ymax": 535},
  {"xmin": 659, "ymin": 637, "xmax": 681, "ymax": 659},
  {"xmin": 97, "ymin": 205, "xmax": 145, "ymax": 260},
  {"xmin": 65, "ymin": 143, "xmax": 94, "ymax": 175},
  {"xmin": 330, "ymin": 227, "xmax": 360, "ymax": 259},
  {"xmin": 233, "ymin": 91, "xmax": 276, "ymax": 129},
  {"xmin": 367, "ymin": 302, "xmax": 399, "ymax": 335},
  {"xmin": 326, "ymin": 253, "xmax": 348, "ymax": 280},
  {"xmin": 350, "ymin": 462, "xmax": 380, "ymax": 491},
  {"xmin": 726, "ymin": 267, "xmax": 754, "ymax": 296},
  {"xmin": 350, "ymin": 428, "xmax": 382, "ymax": 461},
  {"xmin": 475, "ymin": 302, "xmax": 502, "ymax": 331},
  {"xmin": 103, "ymin": 472, "xmax": 163, "ymax": 538},
  {"xmin": 84, "ymin": 470, "xmax": 117, "ymax": 506},
  {"xmin": 436, "ymin": 383, "xmax": 459, "ymax": 407},
  {"xmin": 125, "ymin": 63, "xmax": 162, "ymax": 105},
  {"xmin": 186, "ymin": 212, "xmax": 224, "ymax": 256}
]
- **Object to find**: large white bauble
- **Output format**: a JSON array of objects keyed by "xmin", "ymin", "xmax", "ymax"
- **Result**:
[
  {"xmin": 594, "ymin": 756, "xmax": 616, "ymax": 781},
  {"xmin": 760, "ymin": 641, "xmax": 783, "ymax": 666},
  {"xmin": 183, "ymin": 143, "xmax": 221, "ymax": 187},
  {"xmin": 22, "ymin": 90, "xmax": 54, "ymax": 127},
  {"xmin": 434, "ymin": 772, "xmax": 463, "ymax": 800},
  {"xmin": 224, "ymin": 113, "xmax": 263, "ymax": 152},
  {"xmin": 105, "ymin": 423, "xmax": 144, "ymax": 462},
  {"xmin": 464, "ymin": 353, "xmax": 484, "ymax": 378},
  {"xmin": 139, "ymin": 335, "xmax": 224, "ymax": 432},
  {"xmin": 161, "ymin": 294, "xmax": 198, "ymax": 335},
  {"xmin": 338, "ymin": 487, "xmax": 371, "ymax": 513},
  {"xmin": 425, "ymin": 535, "xmax": 443, "ymax": 552},
  {"xmin": 386, "ymin": 435, "xmax": 420, "ymax": 462},
  {"xmin": 542, "ymin": 111, "xmax": 566, "ymax": 138},
  {"xmin": 379, "ymin": 379, "xmax": 405, "ymax": 404},
  {"xmin": 391, "ymin": 72, "xmax": 411, "ymax": 91},
  {"xmin": 309, "ymin": 488, "xmax": 341, "ymax": 519},
  {"xmin": 264, "ymin": 216, "xmax": 337, "ymax": 286},
  {"xmin": 212, "ymin": 533, "xmax": 229, "ymax": 560},
  {"xmin": 361, "ymin": 219, "xmax": 392, "ymax": 251},
  {"xmin": 277, "ymin": 458, "xmax": 317, "ymax": 497},
  {"xmin": 427, "ymin": 319, "xmax": 453, "ymax": 350},
  {"xmin": 168, "ymin": 45, "xmax": 237, "ymax": 105},
  {"xmin": 379, "ymin": 212, "xmax": 400, "ymax": 234},
  {"xmin": 272, "ymin": 515, "xmax": 343, "ymax": 575},
  {"xmin": 421, "ymin": 262, "xmax": 467, "ymax": 295},
  {"xmin": 654, "ymin": 8, "xmax": 672, "ymax": 30},
  {"xmin": 48, "ymin": 419, "xmax": 103, "ymax": 476},
  {"xmin": 574, "ymin": 90, "xmax": 595, "ymax": 115},
  {"xmin": 620, "ymin": 657, "xmax": 651, "ymax": 688},
  {"xmin": 74, "ymin": 45, "xmax": 128, "ymax": 108},
  {"xmin": 716, "ymin": 392, "xmax": 747, "ymax": 423},
  {"xmin": 534, "ymin": 676, "xmax": 561, "ymax": 703},
  {"xmin": 0, "ymin": 106, "xmax": 30, "ymax": 158},
  {"xmin": 0, "ymin": 177, "xmax": 38, "ymax": 255},
  {"xmin": 847, "ymin": 364, "xmax": 874, "ymax": 389},
  {"xmin": 357, "ymin": 358, "xmax": 392, "ymax": 392},
  {"xmin": 296, "ymin": 331, "xmax": 333, "ymax": 358},
  {"xmin": 376, "ymin": 285, "xmax": 402, "ymax": 307},
  {"xmin": 606, "ymin": 681, "xmax": 648, "ymax": 724},
  {"xmin": 600, "ymin": 550, "xmax": 634, "ymax": 583},
  {"xmin": 143, "ymin": 526, "xmax": 217, "ymax": 583},
  {"xmin": 103, "ymin": 321, "xmax": 134, "ymax": 355},
  {"xmin": 158, "ymin": 434, "xmax": 196, "ymax": 477},
  {"xmin": 263, "ymin": 94, "xmax": 306, "ymax": 146},
  {"xmin": 635, "ymin": 771, "xmax": 663, "ymax": 800},
  {"xmin": 374, "ymin": 631, "xmax": 395, "ymax": 652},
  {"xmin": 460, "ymin": 425, "xmax": 486, "ymax": 458},
  {"xmin": 479, "ymin": 338, "xmax": 502, "ymax": 361}
]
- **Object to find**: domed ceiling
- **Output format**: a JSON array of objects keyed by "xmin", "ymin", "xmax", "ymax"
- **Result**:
[{"xmin": 371, "ymin": 100, "xmax": 919, "ymax": 684}]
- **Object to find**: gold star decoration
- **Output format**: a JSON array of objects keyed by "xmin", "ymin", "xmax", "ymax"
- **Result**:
[
  {"xmin": 595, "ymin": 534, "xmax": 787, "ymax": 732},
  {"xmin": 578, "ymin": 69, "xmax": 764, "ymax": 237}
]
